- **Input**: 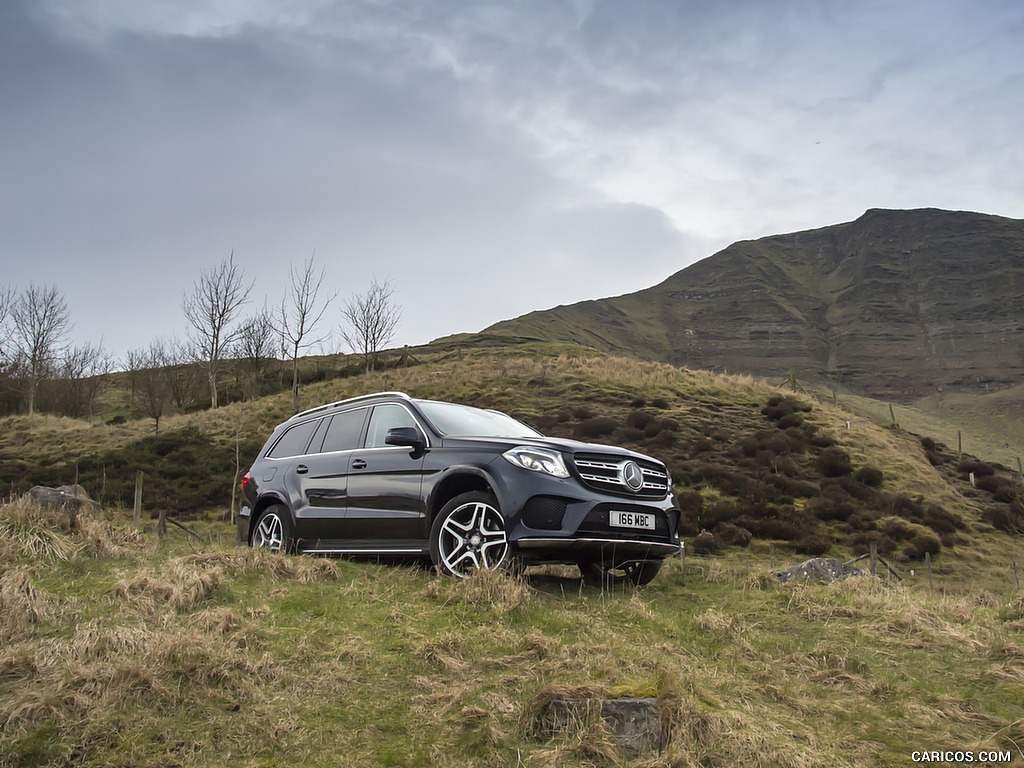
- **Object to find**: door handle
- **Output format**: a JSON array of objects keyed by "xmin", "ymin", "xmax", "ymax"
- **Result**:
[
  {"xmin": 295, "ymin": 464, "xmax": 309, "ymax": 475},
  {"xmin": 351, "ymin": 459, "xmax": 367, "ymax": 470}
]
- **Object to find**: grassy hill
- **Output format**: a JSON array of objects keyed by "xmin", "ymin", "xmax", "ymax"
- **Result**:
[{"xmin": 3, "ymin": 343, "xmax": 1024, "ymax": 765}]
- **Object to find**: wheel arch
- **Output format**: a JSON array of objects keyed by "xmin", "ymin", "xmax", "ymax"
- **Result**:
[
  {"xmin": 427, "ymin": 468, "xmax": 499, "ymax": 525},
  {"xmin": 248, "ymin": 493, "xmax": 292, "ymax": 544}
]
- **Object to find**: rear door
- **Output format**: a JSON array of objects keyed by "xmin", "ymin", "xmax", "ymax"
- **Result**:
[
  {"xmin": 290, "ymin": 406, "xmax": 368, "ymax": 543},
  {"xmin": 344, "ymin": 402, "xmax": 429, "ymax": 543}
]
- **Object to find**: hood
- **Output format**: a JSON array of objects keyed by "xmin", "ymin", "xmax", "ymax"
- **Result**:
[{"xmin": 437, "ymin": 434, "xmax": 664, "ymax": 465}]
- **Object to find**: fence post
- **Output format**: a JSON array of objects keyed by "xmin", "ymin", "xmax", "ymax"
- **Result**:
[
  {"xmin": 770, "ymin": 543, "xmax": 776, "ymax": 569},
  {"xmin": 869, "ymin": 543, "xmax": 878, "ymax": 576},
  {"xmin": 133, "ymin": 471, "xmax": 143, "ymax": 525},
  {"xmin": 679, "ymin": 541, "xmax": 686, "ymax": 576},
  {"xmin": 889, "ymin": 404, "xmax": 896, "ymax": 427},
  {"xmin": 157, "ymin": 508, "xmax": 167, "ymax": 539},
  {"xmin": 1014, "ymin": 559, "xmax": 1020, "ymax": 591},
  {"xmin": 958, "ymin": 430, "xmax": 962, "ymax": 458}
]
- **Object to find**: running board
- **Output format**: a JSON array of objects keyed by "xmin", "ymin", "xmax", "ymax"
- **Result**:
[{"xmin": 302, "ymin": 546, "xmax": 429, "ymax": 556}]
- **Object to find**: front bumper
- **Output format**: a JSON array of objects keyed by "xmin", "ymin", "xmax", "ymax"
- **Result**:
[{"xmin": 489, "ymin": 459, "xmax": 680, "ymax": 564}]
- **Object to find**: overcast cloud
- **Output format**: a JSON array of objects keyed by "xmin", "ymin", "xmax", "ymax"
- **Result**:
[{"xmin": 2, "ymin": 0, "xmax": 1022, "ymax": 359}]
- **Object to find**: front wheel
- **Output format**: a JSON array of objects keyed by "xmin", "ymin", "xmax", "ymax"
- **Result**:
[
  {"xmin": 430, "ymin": 491, "xmax": 510, "ymax": 578},
  {"xmin": 251, "ymin": 505, "xmax": 295, "ymax": 553},
  {"xmin": 579, "ymin": 558, "xmax": 663, "ymax": 587}
]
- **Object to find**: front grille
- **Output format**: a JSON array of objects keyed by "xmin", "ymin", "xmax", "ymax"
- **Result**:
[
  {"xmin": 521, "ymin": 496, "xmax": 568, "ymax": 530},
  {"xmin": 572, "ymin": 453, "xmax": 670, "ymax": 498},
  {"xmin": 576, "ymin": 504, "xmax": 671, "ymax": 542}
]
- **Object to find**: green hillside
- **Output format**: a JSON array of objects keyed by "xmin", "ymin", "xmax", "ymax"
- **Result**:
[{"xmin": 3, "ymin": 342, "xmax": 1024, "ymax": 766}]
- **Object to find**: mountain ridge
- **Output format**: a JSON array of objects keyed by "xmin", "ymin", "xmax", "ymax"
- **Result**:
[{"xmin": 484, "ymin": 208, "xmax": 1024, "ymax": 399}]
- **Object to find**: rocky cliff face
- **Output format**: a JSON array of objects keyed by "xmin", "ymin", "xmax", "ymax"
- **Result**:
[{"xmin": 487, "ymin": 208, "xmax": 1024, "ymax": 399}]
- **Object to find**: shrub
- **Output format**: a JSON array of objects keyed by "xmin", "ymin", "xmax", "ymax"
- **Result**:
[
  {"xmin": 703, "ymin": 501, "xmax": 743, "ymax": 527},
  {"xmin": 981, "ymin": 502, "xmax": 1024, "ymax": 534},
  {"xmin": 572, "ymin": 406, "xmax": 594, "ymax": 420},
  {"xmin": 691, "ymin": 530, "xmax": 718, "ymax": 554},
  {"xmin": 717, "ymin": 523, "xmax": 752, "ymax": 547},
  {"xmin": 573, "ymin": 417, "xmax": 617, "ymax": 439},
  {"xmin": 626, "ymin": 411, "xmax": 653, "ymax": 430},
  {"xmin": 847, "ymin": 531, "xmax": 898, "ymax": 556},
  {"xmin": 622, "ymin": 427, "xmax": 645, "ymax": 442},
  {"xmin": 816, "ymin": 447, "xmax": 853, "ymax": 477},
  {"xmin": 957, "ymin": 459, "xmax": 996, "ymax": 477},
  {"xmin": 808, "ymin": 497, "xmax": 856, "ymax": 522},
  {"xmin": 853, "ymin": 466, "xmax": 884, "ymax": 488},
  {"xmin": 629, "ymin": 398, "xmax": 647, "ymax": 408},
  {"xmin": 777, "ymin": 412, "xmax": 804, "ymax": 429},
  {"xmin": 650, "ymin": 397, "xmax": 670, "ymax": 409},
  {"xmin": 643, "ymin": 422, "xmax": 663, "ymax": 438},
  {"xmin": 794, "ymin": 531, "xmax": 832, "ymax": 556},
  {"xmin": 879, "ymin": 516, "xmax": 917, "ymax": 542},
  {"xmin": 920, "ymin": 504, "xmax": 965, "ymax": 534},
  {"xmin": 901, "ymin": 532, "xmax": 941, "ymax": 561}
]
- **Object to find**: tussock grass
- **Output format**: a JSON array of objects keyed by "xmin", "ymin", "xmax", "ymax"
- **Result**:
[{"xmin": 423, "ymin": 566, "xmax": 533, "ymax": 614}]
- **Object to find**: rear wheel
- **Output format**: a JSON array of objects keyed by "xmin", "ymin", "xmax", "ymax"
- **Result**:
[
  {"xmin": 251, "ymin": 505, "xmax": 295, "ymax": 553},
  {"xmin": 579, "ymin": 558, "xmax": 663, "ymax": 587},
  {"xmin": 430, "ymin": 491, "xmax": 510, "ymax": 578}
]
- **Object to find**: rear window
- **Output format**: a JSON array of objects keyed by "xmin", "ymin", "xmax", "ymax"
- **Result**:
[{"xmin": 267, "ymin": 419, "xmax": 320, "ymax": 459}]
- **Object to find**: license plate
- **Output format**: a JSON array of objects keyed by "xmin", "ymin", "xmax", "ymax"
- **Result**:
[{"xmin": 610, "ymin": 510, "xmax": 655, "ymax": 530}]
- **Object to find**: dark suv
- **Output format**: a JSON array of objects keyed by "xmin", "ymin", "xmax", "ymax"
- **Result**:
[{"xmin": 238, "ymin": 392, "xmax": 681, "ymax": 585}]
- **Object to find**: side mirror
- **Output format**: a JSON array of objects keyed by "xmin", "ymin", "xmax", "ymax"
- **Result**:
[{"xmin": 385, "ymin": 426, "xmax": 426, "ymax": 450}]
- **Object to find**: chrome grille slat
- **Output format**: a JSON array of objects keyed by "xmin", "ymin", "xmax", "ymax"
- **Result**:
[{"xmin": 571, "ymin": 452, "xmax": 670, "ymax": 498}]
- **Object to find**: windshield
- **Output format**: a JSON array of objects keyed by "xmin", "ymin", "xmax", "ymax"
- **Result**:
[{"xmin": 416, "ymin": 401, "xmax": 541, "ymax": 438}]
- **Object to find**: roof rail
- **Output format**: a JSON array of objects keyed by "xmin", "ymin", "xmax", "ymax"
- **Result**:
[{"xmin": 292, "ymin": 391, "xmax": 412, "ymax": 419}]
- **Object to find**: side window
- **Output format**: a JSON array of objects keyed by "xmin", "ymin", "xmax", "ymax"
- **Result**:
[
  {"xmin": 365, "ymin": 404, "xmax": 421, "ymax": 448},
  {"xmin": 267, "ymin": 419, "xmax": 320, "ymax": 459},
  {"xmin": 320, "ymin": 408, "xmax": 367, "ymax": 453}
]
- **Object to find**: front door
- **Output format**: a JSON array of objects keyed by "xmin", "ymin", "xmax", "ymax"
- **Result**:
[{"xmin": 345, "ymin": 403, "xmax": 428, "ymax": 544}]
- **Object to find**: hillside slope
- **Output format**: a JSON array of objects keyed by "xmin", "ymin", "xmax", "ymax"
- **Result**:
[{"xmin": 486, "ymin": 208, "xmax": 1024, "ymax": 399}]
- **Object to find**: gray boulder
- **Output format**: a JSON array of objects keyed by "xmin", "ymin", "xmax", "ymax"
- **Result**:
[
  {"xmin": 776, "ymin": 557, "xmax": 862, "ymax": 584},
  {"xmin": 25, "ymin": 485, "xmax": 99, "ymax": 528}
]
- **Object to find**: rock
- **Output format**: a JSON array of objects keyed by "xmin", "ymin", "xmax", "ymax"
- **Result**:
[
  {"xmin": 25, "ymin": 485, "xmax": 99, "ymax": 529},
  {"xmin": 536, "ymin": 696, "xmax": 663, "ymax": 758},
  {"xmin": 776, "ymin": 557, "xmax": 862, "ymax": 584}
]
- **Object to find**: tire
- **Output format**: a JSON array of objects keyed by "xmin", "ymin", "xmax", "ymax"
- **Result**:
[
  {"xmin": 579, "ymin": 558, "xmax": 663, "ymax": 588},
  {"xmin": 251, "ymin": 505, "xmax": 295, "ymax": 553},
  {"xmin": 430, "ymin": 491, "xmax": 510, "ymax": 578}
]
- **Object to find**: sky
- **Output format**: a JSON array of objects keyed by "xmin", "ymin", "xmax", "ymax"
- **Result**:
[{"xmin": 2, "ymin": 0, "xmax": 1023, "ymax": 361}]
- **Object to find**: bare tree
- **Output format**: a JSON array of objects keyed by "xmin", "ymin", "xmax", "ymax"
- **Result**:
[
  {"xmin": 165, "ymin": 335, "xmax": 202, "ymax": 411},
  {"xmin": 339, "ymin": 277, "xmax": 401, "ymax": 373},
  {"xmin": 0, "ymin": 285, "xmax": 14, "ymax": 362},
  {"xmin": 55, "ymin": 342, "xmax": 113, "ymax": 419},
  {"xmin": 11, "ymin": 284, "xmax": 71, "ymax": 415},
  {"xmin": 181, "ymin": 252, "xmax": 253, "ymax": 409},
  {"xmin": 0, "ymin": 286, "xmax": 18, "ymax": 415},
  {"xmin": 278, "ymin": 253, "xmax": 335, "ymax": 406},
  {"xmin": 235, "ymin": 305, "xmax": 277, "ymax": 401},
  {"xmin": 134, "ymin": 339, "xmax": 171, "ymax": 433},
  {"xmin": 123, "ymin": 347, "xmax": 147, "ymax": 408}
]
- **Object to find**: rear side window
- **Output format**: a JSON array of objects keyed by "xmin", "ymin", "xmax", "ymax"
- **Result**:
[
  {"xmin": 267, "ymin": 419, "xmax": 321, "ymax": 459},
  {"xmin": 320, "ymin": 408, "xmax": 367, "ymax": 453}
]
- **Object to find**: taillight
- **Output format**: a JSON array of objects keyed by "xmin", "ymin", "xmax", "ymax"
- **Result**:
[{"xmin": 241, "ymin": 472, "xmax": 251, "ymax": 493}]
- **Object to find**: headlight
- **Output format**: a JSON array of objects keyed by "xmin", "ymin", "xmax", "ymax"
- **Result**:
[{"xmin": 502, "ymin": 446, "xmax": 570, "ymax": 478}]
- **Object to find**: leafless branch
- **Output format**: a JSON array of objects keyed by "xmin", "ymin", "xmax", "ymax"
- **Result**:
[
  {"xmin": 339, "ymin": 277, "xmax": 401, "ymax": 373},
  {"xmin": 278, "ymin": 252, "xmax": 336, "ymax": 406},
  {"xmin": 11, "ymin": 284, "xmax": 71, "ymax": 415},
  {"xmin": 181, "ymin": 252, "xmax": 254, "ymax": 408}
]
